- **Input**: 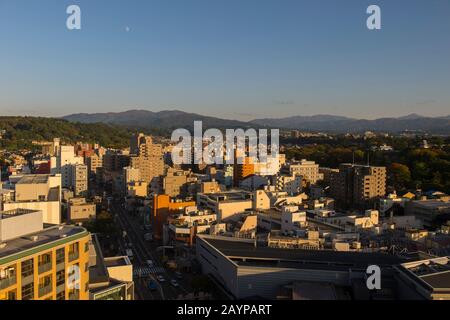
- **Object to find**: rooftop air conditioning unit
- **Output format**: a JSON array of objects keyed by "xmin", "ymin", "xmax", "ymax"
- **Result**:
[
  {"xmin": 30, "ymin": 236, "xmax": 39, "ymax": 242},
  {"xmin": 0, "ymin": 243, "xmax": 7, "ymax": 249}
]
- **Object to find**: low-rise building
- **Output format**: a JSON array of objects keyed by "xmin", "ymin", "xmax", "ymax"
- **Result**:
[
  {"xmin": 68, "ymin": 198, "xmax": 96, "ymax": 223},
  {"xmin": 0, "ymin": 209, "xmax": 90, "ymax": 300}
]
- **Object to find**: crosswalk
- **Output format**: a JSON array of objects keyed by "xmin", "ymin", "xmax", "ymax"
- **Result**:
[{"xmin": 133, "ymin": 266, "xmax": 165, "ymax": 278}]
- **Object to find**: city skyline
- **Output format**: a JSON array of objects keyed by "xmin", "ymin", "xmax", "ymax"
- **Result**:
[{"xmin": 1, "ymin": 0, "xmax": 450, "ymax": 120}]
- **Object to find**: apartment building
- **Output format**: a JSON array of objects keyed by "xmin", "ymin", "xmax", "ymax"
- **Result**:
[
  {"xmin": 86, "ymin": 153, "xmax": 103, "ymax": 177},
  {"xmin": 130, "ymin": 154, "xmax": 164, "ymax": 185},
  {"xmin": 0, "ymin": 209, "xmax": 90, "ymax": 300},
  {"xmin": 285, "ymin": 159, "xmax": 323, "ymax": 185},
  {"xmin": 50, "ymin": 145, "xmax": 84, "ymax": 188},
  {"xmin": 150, "ymin": 194, "xmax": 196, "ymax": 240},
  {"xmin": 330, "ymin": 164, "xmax": 386, "ymax": 209},
  {"xmin": 71, "ymin": 164, "xmax": 88, "ymax": 197},
  {"xmin": 1, "ymin": 174, "xmax": 62, "ymax": 225}
]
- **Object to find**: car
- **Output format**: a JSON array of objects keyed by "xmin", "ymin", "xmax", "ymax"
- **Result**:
[
  {"xmin": 170, "ymin": 280, "xmax": 179, "ymax": 287},
  {"xmin": 146, "ymin": 260, "xmax": 154, "ymax": 267},
  {"xmin": 175, "ymin": 271, "xmax": 183, "ymax": 279},
  {"xmin": 156, "ymin": 275, "xmax": 166, "ymax": 282},
  {"xmin": 148, "ymin": 280, "xmax": 158, "ymax": 291}
]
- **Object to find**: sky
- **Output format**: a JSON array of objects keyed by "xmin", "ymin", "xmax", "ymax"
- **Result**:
[{"xmin": 0, "ymin": 0, "xmax": 449, "ymax": 121}]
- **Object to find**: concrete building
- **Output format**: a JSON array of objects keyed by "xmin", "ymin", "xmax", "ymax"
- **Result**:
[
  {"xmin": 330, "ymin": 164, "xmax": 386, "ymax": 209},
  {"xmin": 129, "ymin": 135, "xmax": 164, "ymax": 184},
  {"xmin": 197, "ymin": 190, "xmax": 254, "ymax": 221},
  {"xmin": 68, "ymin": 198, "xmax": 96, "ymax": 223},
  {"xmin": 395, "ymin": 256, "xmax": 450, "ymax": 300},
  {"xmin": 71, "ymin": 164, "xmax": 88, "ymax": 197},
  {"xmin": 271, "ymin": 174, "xmax": 303, "ymax": 195},
  {"xmin": 126, "ymin": 181, "xmax": 148, "ymax": 198},
  {"xmin": 150, "ymin": 195, "xmax": 196, "ymax": 240},
  {"xmin": 86, "ymin": 153, "xmax": 103, "ymax": 177},
  {"xmin": 0, "ymin": 209, "xmax": 90, "ymax": 300},
  {"xmin": 196, "ymin": 235, "xmax": 401, "ymax": 299},
  {"xmin": 1, "ymin": 174, "xmax": 62, "ymax": 225},
  {"xmin": 405, "ymin": 199, "xmax": 450, "ymax": 229},
  {"xmin": 51, "ymin": 145, "xmax": 84, "ymax": 188},
  {"xmin": 286, "ymin": 159, "xmax": 323, "ymax": 184}
]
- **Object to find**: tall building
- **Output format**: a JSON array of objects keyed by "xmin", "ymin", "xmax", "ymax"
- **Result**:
[
  {"xmin": 331, "ymin": 164, "xmax": 386, "ymax": 209},
  {"xmin": 0, "ymin": 209, "xmax": 90, "ymax": 300},
  {"xmin": 130, "ymin": 135, "xmax": 164, "ymax": 184},
  {"xmin": 86, "ymin": 153, "xmax": 103, "ymax": 177},
  {"xmin": 51, "ymin": 145, "xmax": 84, "ymax": 188},
  {"xmin": 71, "ymin": 164, "xmax": 88, "ymax": 197},
  {"xmin": 129, "ymin": 133, "xmax": 145, "ymax": 156},
  {"xmin": 233, "ymin": 157, "xmax": 255, "ymax": 187}
]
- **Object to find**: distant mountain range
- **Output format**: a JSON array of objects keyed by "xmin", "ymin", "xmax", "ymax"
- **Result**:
[{"xmin": 62, "ymin": 110, "xmax": 450, "ymax": 134}]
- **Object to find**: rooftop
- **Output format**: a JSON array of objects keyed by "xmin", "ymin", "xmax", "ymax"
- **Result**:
[
  {"xmin": 397, "ymin": 257, "xmax": 450, "ymax": 291},
  {"xmin": 0, "ymin": 224, "xmax": 88, "ymax": 263},
  {"xmin": 199, "ymin": 235, "xmax": 402, "ymax": 269},
  {"xmin": 16, "ymin": 174, "xmax": 50, "ymax": 185}
]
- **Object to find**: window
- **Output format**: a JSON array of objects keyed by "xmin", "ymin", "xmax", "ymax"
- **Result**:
[
  {"xmin": 84, "ymin": 242, "xmax": 89, "ymax": 253},
  {"xmin": 0, "ymin": 265, "xmax": 17, "ymax": 289},
  {"xmin": 56, "ymin": 291, "xmax": 66, "ymax": 300},
  {"xmin": 56, "ymin": 270, "xmax": 65, "ymax": 287},
  {"xmin": 38, "ymin": 252, "xmax": 52, "ymax": 274},
  {"xmin": 56, "ymin": 248, "xmax": 65, "ymax": 265},
  {"xmin": 69, "ymin": 242, "xmax": 80, "ymax": 261},
  {"xmin": 22, "ymin": 283, "xmax": 34, "ymax": 300},
  {"xmin": 0, "ymin": 289, "xmax": 16, "ymax": 300},
  {"xmin": 21, "ymin": 259, "xmax": 34, "ymax": 278},
  {"xmin": 38, "ymin": 274, "xmax": 52, "ymax": 297}
]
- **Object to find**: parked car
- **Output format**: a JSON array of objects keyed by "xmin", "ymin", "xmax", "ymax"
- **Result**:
[{"xmin": 170, "ymin": 280, "xmax": 179, "ymax": 287}]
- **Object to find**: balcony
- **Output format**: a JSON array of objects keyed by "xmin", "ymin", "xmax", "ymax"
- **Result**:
[
  {"xmin": 69, "ymin": 252, "xmax": 79, "ymax": 262},
  {"xmin": 38, "ymin": 262, "xmax": 52, "ymax": 274},
  {"xmin": 0, "ymin": 276, "xmax": 16, "ymax": 290},
  {"xmin": 68, "ymin": 290, "xmax": 80, "ymax": 300},
  {"xmin": 38, "ymin": 284, "xmax": 53, "ymax": 298}
]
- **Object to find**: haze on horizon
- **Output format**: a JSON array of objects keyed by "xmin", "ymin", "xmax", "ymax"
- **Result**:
[{"xmin": 1, "ymin": 0, "xmax": 450, "ymax": 121}]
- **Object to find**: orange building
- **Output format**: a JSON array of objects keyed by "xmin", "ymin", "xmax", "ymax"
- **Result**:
[
  {"xmin": 151, "ymin": 195, "xmax": 196, "ymax": 240},
  {"xmin": 233, "ymin": 156, "xmax": 255, "ymax": 187}
]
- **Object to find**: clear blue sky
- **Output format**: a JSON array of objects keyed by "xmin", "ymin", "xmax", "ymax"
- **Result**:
[{"xmin": 0, "ymin": 0, "xmax": 449, "ymax": 120}]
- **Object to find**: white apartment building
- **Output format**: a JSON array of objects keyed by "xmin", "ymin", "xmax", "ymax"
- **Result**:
[{"xmin": 51, "ymin": 145, "xmax": 84, "ymax": 188}]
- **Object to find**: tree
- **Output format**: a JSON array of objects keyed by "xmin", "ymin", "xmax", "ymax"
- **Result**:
[{"xmin": 389, "ymin": 163, "xmax": 411, "ymax": 191}]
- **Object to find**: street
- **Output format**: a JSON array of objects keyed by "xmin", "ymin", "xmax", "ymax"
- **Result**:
[{"xmin": 110, "ymin": 200, "xmax": 192, "ymax": 300}]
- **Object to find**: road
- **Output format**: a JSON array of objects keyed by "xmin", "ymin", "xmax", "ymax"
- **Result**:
[{"xmin": 110, "ymin": 200, "xmax": 190, "ymax": 300}]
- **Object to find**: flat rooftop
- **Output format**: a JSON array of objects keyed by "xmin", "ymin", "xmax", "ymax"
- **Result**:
[
  {"xmin": 201, "ymin": 236, "xmax": 402, "ymax": 268},
  {"xmin": 16, "ymin": 175, "xmax": 50, "ymax": 185},
  {"xmin": 399, "ymin": 257, "xmax": 450, "ymax": 290},
  {"xmin": 0, "ymin": 224, "xmax": 88, "ymax": 263},
  {"xmin": 200, "ymin": 190, "xmax": 253, "ymax": 202},
  {"xmin": 0, "ymin": 208, "xmax": 37, "ymax": 220}
]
